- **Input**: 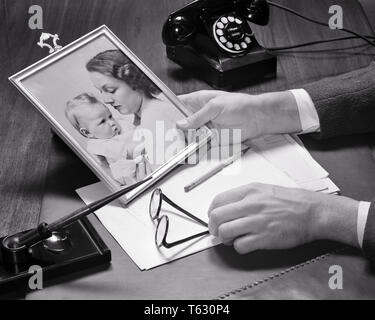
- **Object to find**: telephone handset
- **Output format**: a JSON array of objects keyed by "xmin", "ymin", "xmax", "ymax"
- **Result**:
[
  {"xmin": 162, "ymin": 0, "xmax": 269, "ymax": 56},
  {"xmin": 162, "ymin": 0, "xmax": 276, "ymax": 89}
]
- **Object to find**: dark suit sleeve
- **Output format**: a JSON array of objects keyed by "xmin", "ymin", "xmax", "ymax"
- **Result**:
[
  {"xmin": 363, "ymin": 202, "xmax": 375, "ymax": 264},
  {"xmin": 302, "ymin": 63, "xmax": 375, "ymax": 262},
  {"xmin": 302, "ymin": 62, "xmax": 375, "ymax": 139}
]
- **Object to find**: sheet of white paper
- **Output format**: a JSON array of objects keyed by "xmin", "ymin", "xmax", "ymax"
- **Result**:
[
  {"xmin": 76, "ymin": 150, "xmax": 299, "ymax": 270},
  {"xmin": 250, "ymin": 134, "xmax": 329, "ymax": 183},
  {"xmin": 77, "ymin": 183, "xmax": 218, "ymax": 270},
  {"xmin": 250, "ymin": 135, "xmax": 340, "ymax": 194},
  {"xmin": 318, "ymin": 178, "xmax": 340, "ymax": 194},
  {"xmin": 297, "ymin": 178, "xmax": 340, "ymax": 194},
  {"xmin": 289, "ymin": 134, "xmax": 330, "ymax": 178}
]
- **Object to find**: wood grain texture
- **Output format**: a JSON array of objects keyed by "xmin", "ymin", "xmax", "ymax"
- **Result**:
[{"xmin": 0, "ymin": 0, "xmax": 50, "ymax": 237}]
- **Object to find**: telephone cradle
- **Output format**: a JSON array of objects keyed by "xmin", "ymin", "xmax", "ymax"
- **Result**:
[
  {"xmin": 162, "ymin": 0, "xmax": 277, "ymax": 90},
  {"xmin": 0, "ymin": 217, "xmax": 111, "ymax": 295}
]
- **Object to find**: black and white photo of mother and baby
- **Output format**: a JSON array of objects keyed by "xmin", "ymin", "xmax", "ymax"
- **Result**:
[{"xmin": 65, "ymin": 49, "xmax": 186, "ymax": 185}]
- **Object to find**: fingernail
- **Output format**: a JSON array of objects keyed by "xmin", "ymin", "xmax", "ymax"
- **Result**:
[{"xmin": 177, "ymin": 119, "xmax": 188, "ymax": 128}]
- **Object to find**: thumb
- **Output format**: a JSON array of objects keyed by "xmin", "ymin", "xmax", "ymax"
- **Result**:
[{"xmin": 176, "ymin": 102, "xmax": 219, "ymax": 130}]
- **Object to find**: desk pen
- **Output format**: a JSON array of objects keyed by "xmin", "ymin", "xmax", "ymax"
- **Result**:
[{"xmin": 3, "ymin": 176, "xmax": 153, "ymax": 250}]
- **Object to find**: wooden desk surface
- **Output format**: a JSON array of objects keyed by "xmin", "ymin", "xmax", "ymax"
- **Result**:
[{"xmin": 1, "ymin": 0, "xmax": 375, "ymax": 299}]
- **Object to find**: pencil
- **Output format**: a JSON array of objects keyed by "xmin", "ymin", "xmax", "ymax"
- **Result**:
[{"xmin": 184, "ymin": 148, "xmax": 249, "ymax": 192}]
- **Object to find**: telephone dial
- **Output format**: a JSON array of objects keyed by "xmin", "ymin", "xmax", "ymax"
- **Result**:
[
  {"xmin": 212, "ymin": 14, "xmax": 254, "ymax": 55},
  {"xmin": 162, "ymin": 0, "xmax": 276, "ymax": 89}
]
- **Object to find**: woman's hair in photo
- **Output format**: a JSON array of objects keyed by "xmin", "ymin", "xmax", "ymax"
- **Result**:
[{"xmin": 86, "ymin": 49, "xmax": 161, "ymax": 99}]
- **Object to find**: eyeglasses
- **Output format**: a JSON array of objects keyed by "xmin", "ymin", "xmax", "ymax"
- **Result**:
[{"xmin": 149, "ymin": 188, "xmax": 209, "ymax": 248}]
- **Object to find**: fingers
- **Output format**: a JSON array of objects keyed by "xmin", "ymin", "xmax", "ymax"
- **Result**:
[
  {"xmin": 216, "ymin": 217, "xmax": 261, "ymax": 243},
  {"xmin": 178, "ymin": 90, "xmax": 222, "ymax": 112},
  {"xmin": 233, "ymin": 234, "xmax": 267, "ymax": 255},
  {"xmin": 176, "ymin": 100, "xmax": 221, "ymax": 130},
  {"xmin": 209, "ymin": 198, "xmax": 252, "ymax": 235},
  {"xmin": 208, "ymin": 185, "xmax": 252, "ymax": 215}
]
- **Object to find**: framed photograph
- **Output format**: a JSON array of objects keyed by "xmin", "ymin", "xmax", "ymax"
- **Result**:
[{"xmin": 9, "ymin": 25, "xmax": 211, "ymax": 204}]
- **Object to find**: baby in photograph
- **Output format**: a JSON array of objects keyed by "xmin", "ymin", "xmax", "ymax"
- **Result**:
[{"xmin": 65, "ymin": 93, "xmax": 150, "ymax": 185}]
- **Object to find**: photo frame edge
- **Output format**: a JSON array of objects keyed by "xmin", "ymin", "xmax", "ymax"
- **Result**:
[{"xmin": 8, "ymin": 25, "xmax": 212, "ymax": 205}]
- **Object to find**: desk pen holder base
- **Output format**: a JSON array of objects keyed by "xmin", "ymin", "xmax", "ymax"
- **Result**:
[{"xmin": 0, "ymin": 217, "xmax": 111, "ymax": 295}]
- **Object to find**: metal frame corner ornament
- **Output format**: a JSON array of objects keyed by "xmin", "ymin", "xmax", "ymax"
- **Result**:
[{"xmin": 37, "ymin": 32, "xmax": 63, "ymax": 54}]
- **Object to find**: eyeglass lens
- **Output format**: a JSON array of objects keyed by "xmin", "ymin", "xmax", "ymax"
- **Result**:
[
  {"xmin": 149, "ymin": 188, "xmax": 162, "ymax": 219},
  {"xmin": 150, "ymin": 188, "xmax": 209, "ymax": 248},
  {"xmin": 155, "ymin": 215, "xmax": 168, "ymax": 247}
]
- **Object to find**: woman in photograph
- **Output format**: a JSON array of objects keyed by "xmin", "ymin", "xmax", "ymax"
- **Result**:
[{"xmin": 86, "ymin": 49, "xmax": 186, "ymax": 169}]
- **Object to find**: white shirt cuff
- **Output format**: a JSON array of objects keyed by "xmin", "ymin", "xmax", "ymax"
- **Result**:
[
  {"xmin": 289, "ymin": 89, "xmax": 320, "ymax": 134},
  {"xmin": 291, "ymin": 89, "xmax": 370, "ymax": 248},
  {"xmin": 357, "ymin": 201, "xmax": 371, "ymax": 248}
]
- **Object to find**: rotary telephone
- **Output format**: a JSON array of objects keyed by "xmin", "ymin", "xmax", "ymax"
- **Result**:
[{"xmin": 162, "ymin": 0, "xmax": 276, "ymax": 89}]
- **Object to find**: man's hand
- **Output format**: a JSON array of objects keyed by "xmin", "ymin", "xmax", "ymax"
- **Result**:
[
  {"xmin": 208, "ymin": 183, "xmax": 359, "ymax": 254},
  {"xmin": 177, "ymin": 90, "xmax": 302, "ymax": 141}
]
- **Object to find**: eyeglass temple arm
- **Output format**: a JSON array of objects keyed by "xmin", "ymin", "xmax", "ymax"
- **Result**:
[
  {"xmin": 162, "ymin": 195, "xmax": 208, "ymax": 227},
  {"xmin": 163, "ymin": 231, "xmax": 210, "ymax": 248}
]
